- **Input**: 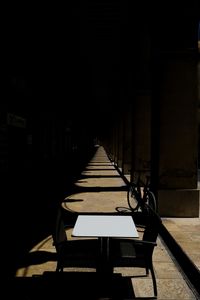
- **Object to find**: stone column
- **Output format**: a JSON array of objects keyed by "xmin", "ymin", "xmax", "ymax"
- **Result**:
[
  {"xmin": 156, "ymin": 52, "xmax": 199, "ymax": 216},
  {"xmin": 122, "ymin": 103, "xmax": 133, "ymax": 176},
  {"xmin": 112, "ymin": 123, "xmax": 118, "ymax": 165},
  {"xmin": 117, "ymin": 118, "xmax": 123, "ymax": 170},
  {"xmin": 132, "ymin": 92, "xmax": 151, "ymax": 182}
]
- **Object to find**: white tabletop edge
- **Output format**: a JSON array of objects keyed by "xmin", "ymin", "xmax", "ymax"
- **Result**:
[{"xmin": 72, "ymin": 215, "xmax": 139, "ymax": 238}]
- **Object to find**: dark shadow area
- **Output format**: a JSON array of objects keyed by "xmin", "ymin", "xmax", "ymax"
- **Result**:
[
  {"xmin": 16, "ymin": 251, "xmax": 57, "ymax": 269},
  {"xmin": 62, "ymin": 198, "xmax": 84, "ymax": 203},
  {"xmin": 1, "ymin": 146, "xmax": 98, "ymax": 278},
  {"xmin": 9, "ymin": 272, "xmax": 135, "ymax": 300},
  {"xmin": 88, "ymin": 162, "xmax": 112, "ymax": 164},
  {"xmin": 71, "ymin": 186, "xmax": 128, "ymax": 193}
]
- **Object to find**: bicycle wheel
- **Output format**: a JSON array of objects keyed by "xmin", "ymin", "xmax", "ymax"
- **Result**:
[
  {"xmin": 145, "ymin": 190, "xmax": 157, "ymax": 212},
  {"xmin": 127, "ymin": 184, "xmax": 140, "ymax": 211}
]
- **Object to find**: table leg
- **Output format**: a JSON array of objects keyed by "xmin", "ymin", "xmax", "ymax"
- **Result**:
[{"xmin": 98, "ymin": 237, "xmax": 113, "ymax": 275}]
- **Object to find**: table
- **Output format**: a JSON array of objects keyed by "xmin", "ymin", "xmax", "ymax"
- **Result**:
[{"xmin": 72, "ymin": 215, "xmax": 139, "ymax": 275}]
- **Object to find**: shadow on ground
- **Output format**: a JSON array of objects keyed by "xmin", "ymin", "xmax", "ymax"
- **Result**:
[
  {"xmin": 1, "ymin": 147, "xmax": 98, "ymax": 278},
  {"xmin": 10, "ymin": 272, "xmax": 136, "ymax": 300}
]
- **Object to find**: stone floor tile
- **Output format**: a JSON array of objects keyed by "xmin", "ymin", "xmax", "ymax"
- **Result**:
[
  {"xmin": 132, "ymin": 278, "xmax": 196, "ymax": 299},
  {"xmin": 154, "ymin": 262, "xmax": 183, "ymax": 279},
  {"xmin": 178, "ymin": 242, "xmax": 200, "ymax": 254}
]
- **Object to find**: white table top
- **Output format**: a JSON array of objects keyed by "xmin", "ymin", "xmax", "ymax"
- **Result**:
[{"xmin": 72, "ymin": 215, "xmax": 139, "ymax": 238}]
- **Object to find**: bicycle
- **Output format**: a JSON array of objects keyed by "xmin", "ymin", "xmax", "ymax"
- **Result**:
[{"xmin": 127, "ymin": 171, "xmax": 157, "ymax": 213}]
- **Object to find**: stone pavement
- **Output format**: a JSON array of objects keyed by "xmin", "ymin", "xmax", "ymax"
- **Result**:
[{"xmin": 15, "ymin": 146, "xmax": 200, "ymax": 299}]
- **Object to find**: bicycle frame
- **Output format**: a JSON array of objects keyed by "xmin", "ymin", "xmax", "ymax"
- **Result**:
[{"xmin": 127, "ymin": 171, "xmax": 157, "ymax": 213}]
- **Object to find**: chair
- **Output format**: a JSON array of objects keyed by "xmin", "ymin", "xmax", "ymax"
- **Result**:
[
  {"xmin": 52, "ymin": 207, "xmax": 99, "ymax": 272},
  {"xmin": 111, "ymin": 207, "xmax": 162, "ymax": 298}
]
